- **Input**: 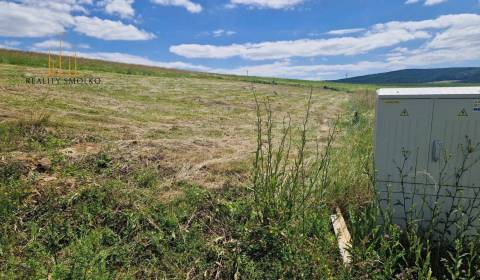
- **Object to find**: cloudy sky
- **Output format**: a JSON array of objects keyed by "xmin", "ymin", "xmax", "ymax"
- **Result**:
[{"xmin": 0, "ymin": 0, "xmax": 479, "ymax": 80}]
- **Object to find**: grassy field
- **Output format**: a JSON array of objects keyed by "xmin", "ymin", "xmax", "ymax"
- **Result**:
[
  {"xmin": 0, "ymin": 61, "xmax": 351, "ymax": 191},
  {"xmin": 1, "ymin": 50, "xmax": 480, "ymax": 279}
]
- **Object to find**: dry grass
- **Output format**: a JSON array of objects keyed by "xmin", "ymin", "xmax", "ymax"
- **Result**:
[{"xmin": 0, "ymin": 64, "xmax": 348, "ymax": 192}]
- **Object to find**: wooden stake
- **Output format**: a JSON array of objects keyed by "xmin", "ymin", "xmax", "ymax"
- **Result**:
[{"xmin": 330, "ymin": 207, "xmax": 352, "ymax": 266}]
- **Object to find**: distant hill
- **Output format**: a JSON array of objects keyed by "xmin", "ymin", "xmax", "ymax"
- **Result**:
[{"xmin": 335, "ymin": 67, "xmax": 480, "ymax": 84}]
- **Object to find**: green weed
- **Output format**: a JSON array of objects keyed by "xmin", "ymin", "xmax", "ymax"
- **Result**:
[
  {"xmin": 134, "ymin": 168, "xmax": 158, "ymax": 188},
  {"xmin": 0, "ymin": 113, "xmax": 69, "ymax": 152}
]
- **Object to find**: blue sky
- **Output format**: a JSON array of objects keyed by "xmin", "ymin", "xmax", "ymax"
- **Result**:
[{"xmin": 0, "ymin": 0, "xmax": 479, "ymax": 80}]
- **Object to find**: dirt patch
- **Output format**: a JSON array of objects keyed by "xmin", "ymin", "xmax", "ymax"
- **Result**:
[{"xmin": 3, "ymin": 152, "xmax": 51, "ymax": 173}]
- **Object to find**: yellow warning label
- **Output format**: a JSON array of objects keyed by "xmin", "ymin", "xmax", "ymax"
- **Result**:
[
  {"xmin": 400, "ymin": 109, "xmax": 409, "ymax": 117},
  {"xmin": 384, "ymin": 100, "xmax": 400, "ymax": 104},
  {"xmin": 458, "ymin": 108, "xmax": 468, "ymax": 117}
]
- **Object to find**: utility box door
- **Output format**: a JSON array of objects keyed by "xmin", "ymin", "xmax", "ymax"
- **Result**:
[
  {"xmin": 428, "ymin": 99, "xmax": 480, "ymax": 226},
  {"xmin": 375, "ymin": 98, "xmax": 434, "ymax": 225},
  {"xmin": 429, "ymin": 99, "xmax": 480, "ymax": 188}
]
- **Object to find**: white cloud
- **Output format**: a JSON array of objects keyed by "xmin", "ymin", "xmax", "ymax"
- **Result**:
[
  {"xmin": 33, "ymin": 40, "xmax": 73, "ymax": 50},
  {"xmin": 170, "ymin": 14, "xmax": 480, "ymax": 62},
  {"xmin": 212, "ymin": 29, "xmax": 236, "ymax": 37},
  {"xmin": 405, "ymin": 0, "xmax": 447, "ymax": 6},
  {"xmin": 78, "ymin": 43, "xmax": 91, "ymax": 49},
  {"xmin": 151, "ymin": 0, "xmax": 202, "ymax": 13},
  {"xmin": 74, "ymin": 16, "xmax": 155, "ymax": 40},
  {"xmin": 386, "ymin": 21, "xmax": 480, "ymax": 67},
  {"xmin": 18, "ymin": 0, "xmax": 92, "ymax": 13},
  {"xmin": 0, "ymin": 40, "xmax": 21, "ymax": 50},
  {"xmin": 0, "ymin": 1, "xmax": 153, "ymax": 41},
  {"xmin": 99, "ymin": 0, "xmax": 135, "ymax": 18},
  {"xmin": 228, "ymin": 0, "xmax": 304, "ymax": 9},
  {"xmin": 0, "ymin": 1, "xmax": 75, "ymax": 37},
  {"xmin": 0, "ymin": 44, "xmax": 14, "ymax": 50},
  {"xmin": 170, "ymin": 29, "xmax": 430, "ymax": 60},
  {"xmin": 3, "ymin": 40, "xmax": 21, "ymax": 47},
  {"xmin": 326, "ymin": 28, "xmax": 365, "ymax": 35},
  {"xmin": 424, "ymin": 0, "xmax": 447, "ymax": 6},
  {"xmin": 369, "ymin": 14, "xmax": 480, "ymax": 34}
]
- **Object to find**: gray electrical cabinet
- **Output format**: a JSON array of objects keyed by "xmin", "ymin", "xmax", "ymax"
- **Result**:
[{"xmin": 375, "ymin": 87, "xmax": 480, "ymax": 237}]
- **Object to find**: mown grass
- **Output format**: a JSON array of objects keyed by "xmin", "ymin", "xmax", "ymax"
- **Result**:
[{"xmin": 0, "ymin": 60, "xmax": 349, "ymax": 190}]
